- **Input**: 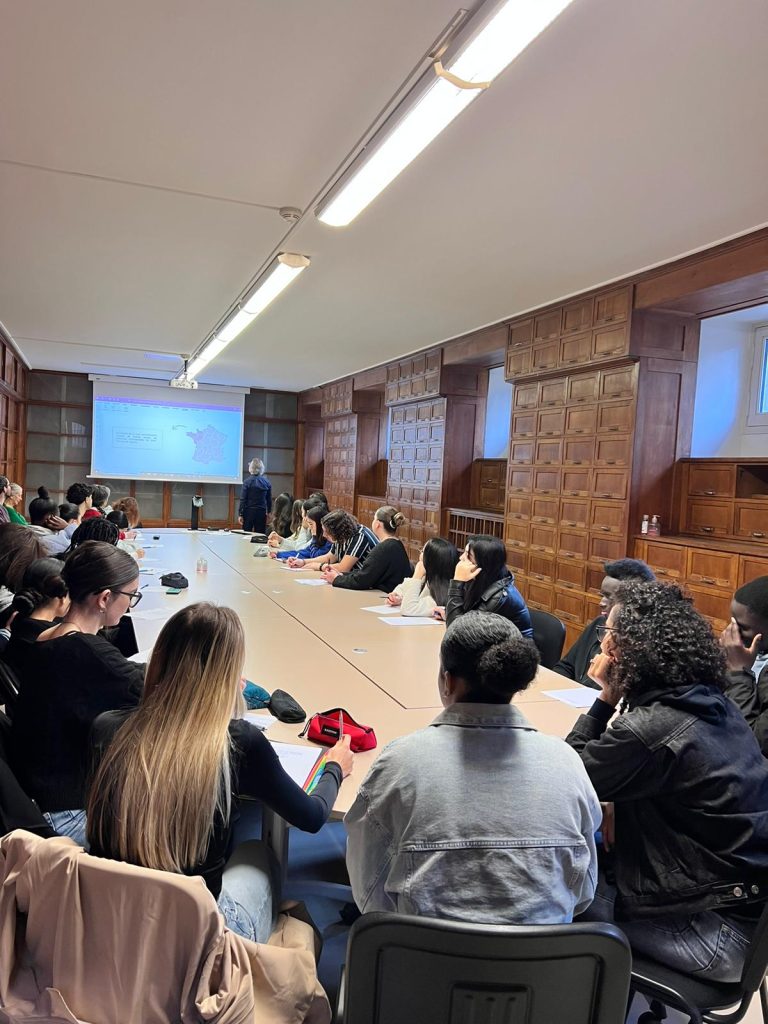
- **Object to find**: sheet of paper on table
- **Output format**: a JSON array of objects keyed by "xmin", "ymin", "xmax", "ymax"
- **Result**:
[
  {"xmin": 542, "ymin": 688, "xmax": 599, "ymax": 708},
  {"xmin": 379, "ymin": 616, "xmax": 442, "ymax": 626},
  {"xmin": 294, "ymin": 579, "xmax": 328, "ymax": 587},
  {"xmin": 128, "ymin": 649, "xmax": 153, "ymax": 663},
  {"xmin": 244, "ymin": 712, "xmax": 278, "ymax": 732},
  {"xmin": 361, "ymin": 604, "xmax": 400, "ymax": 614},
  {"xmin": 130, "ymin": 607, "xmax": 174, "ymax": 621}
]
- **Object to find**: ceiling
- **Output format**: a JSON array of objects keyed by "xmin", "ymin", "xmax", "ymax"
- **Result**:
[{"xmin": 1, "ymin": 0, "xmax": 767, "ymax": 392}]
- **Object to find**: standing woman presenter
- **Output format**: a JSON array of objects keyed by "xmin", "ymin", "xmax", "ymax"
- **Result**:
[{"xmin": 238, "ymin": 458, "xmax": 272, "ymax": 534}]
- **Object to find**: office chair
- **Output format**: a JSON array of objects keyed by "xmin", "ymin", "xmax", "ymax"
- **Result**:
[
  {"xmin": 630, "ymin": 901, "xmax": 768, "ymax": 1023},
  {"xmin": 529, "ymin": 608, "xmax": 567, "ymax": 668},
  {"xmin": 337, "ymin": 912, "xmax": 632, "ymax": 1024}
]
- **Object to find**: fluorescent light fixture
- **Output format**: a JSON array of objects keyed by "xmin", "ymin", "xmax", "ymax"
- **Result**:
[
  {"xmin": 316, "ymin": 0, "xmax": 574, "ymax": 227},
  {"xmin": 183, "ymin": 253, "xmax": 310, "ymax": 380}
]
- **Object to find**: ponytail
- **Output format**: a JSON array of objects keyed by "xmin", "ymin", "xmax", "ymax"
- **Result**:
[
  {"xmin": 375, "ymin": 506, "xmax": 406, "ymax": 534},
  {"xmin": 441, "ymin": 611, "xmax": 539, "ymax": 702}
]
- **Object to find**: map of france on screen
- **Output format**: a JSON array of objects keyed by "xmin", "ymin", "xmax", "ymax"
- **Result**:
[{"xmin": 92, "ymin": 394, "xmax": 243, "ymax": 482}]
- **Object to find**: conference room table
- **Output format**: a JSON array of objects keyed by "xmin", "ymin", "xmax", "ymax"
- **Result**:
[{"xmin": 127, "ymin": 528, "xmax": 593, "ymax": 865}]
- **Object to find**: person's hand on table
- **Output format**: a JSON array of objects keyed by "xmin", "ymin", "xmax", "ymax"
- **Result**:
[
  {"xmin": 267, "ymin": 550, "xmax": 278, "ymax": 559},
  {"xmin": 432, "ymin": 606, "xmax": 446, "ymax": 622},
  {"xmin": 600, "ymin": 802, "xmax": 615, "ymax": 852},
  {"xmin": 326, "ymin": 734, "xmax": 353, "ymax": 778},
  {"xmin": 267, "ymin": 531, "xmax": 281, "ymax": 547},
  {"xmin": 287, "ymin": 556, "xmax": 305, "ymax": 568},
  {"xmin": 237, "ymin": 516, "xmax": 243, "ymax": 526},
  {"xmin": 720, "ymin": 618, "xmax": 761, "ymax": 673},
  {"xmin": 321, "ymin": 566, "xmax": 341, "ymax": 583},
  {"xmin": 386, "ymin": 591, "xmax": 402, "ymax": 606},
  {"xmin": 588, "ymin": 652, "xmax": 622, "ymax": 707},
  {"xmin": 453, "ymin": 560, "xmax": 481, "ymax": 583}
]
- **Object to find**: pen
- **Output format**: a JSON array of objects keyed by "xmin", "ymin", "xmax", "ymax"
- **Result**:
[{"xmin": 339, "ymin": 709, "xmax": 345, "ymax": 741}]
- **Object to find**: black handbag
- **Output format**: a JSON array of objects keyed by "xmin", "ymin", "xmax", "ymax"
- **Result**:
[{"xmin": 159, "ymin": 572, "xmax": 189, "ymax": 589}]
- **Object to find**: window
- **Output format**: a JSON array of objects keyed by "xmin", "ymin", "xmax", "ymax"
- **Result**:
[{"xmin": 746, "ymin": 325, "xmax": 768, "ymax": 429}]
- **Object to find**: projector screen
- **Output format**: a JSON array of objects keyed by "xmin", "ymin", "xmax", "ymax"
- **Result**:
[{"xmin": 90, "ymin": 379, "xmax": 245, "ymax": 484}]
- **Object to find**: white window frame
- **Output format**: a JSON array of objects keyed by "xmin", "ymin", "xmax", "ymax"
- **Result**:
[{"xmin": 745, "ymin": 324, "xmax": 768, "ymax": 432}]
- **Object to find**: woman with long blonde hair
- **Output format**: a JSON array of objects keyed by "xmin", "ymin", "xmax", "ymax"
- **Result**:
[{"xmin": 87, "ymin": 602, "xmax": 353, "ymax": 941}]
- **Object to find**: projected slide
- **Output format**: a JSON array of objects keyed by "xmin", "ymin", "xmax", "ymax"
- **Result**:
[{"xmin": 91, "ymin": 389, "xmax": 244, "ymax": 483}]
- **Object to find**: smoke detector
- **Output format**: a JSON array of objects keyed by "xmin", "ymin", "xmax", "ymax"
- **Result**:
[{"xmin": 278, "ymin": 206, "xmax": 302, "ymax": 223}]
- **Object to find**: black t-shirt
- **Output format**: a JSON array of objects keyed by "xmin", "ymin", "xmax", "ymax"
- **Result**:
[
  {"xmin": 89, "ymin": 712, "xmax": 342, "ymax": 898},
  {"xmin": 332, "ymin": 537, "xmax": 413, "ymax": 593},
  {"xmin": 4, "ymin": 616, "xmax": 57, "ymax": 679},
  {"xmin": 10, "ymin": 632, "xmax": 145, "ymax": 811}
]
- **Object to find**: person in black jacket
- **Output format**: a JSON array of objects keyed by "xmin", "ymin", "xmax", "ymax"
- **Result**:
[
  {"xmin": 567, "ymin": 581, "xmax": 768, "ymax": 983},
  {"xmin": 87, "ymin": 602, "xmax": 353, "ymax": 942},
  {"xmin": 443, "ymin": 535, "xmax": 533, "ymax": 638},
  {"xmin": 329, "ymin": 506, "xmax": 413, "ymax": 593},
  {"xmin": 721, "ymin": 575, "xmax": 768, "ymax": 756},
  {"xmin": 553, "ymin": 558, "xmax": 654, "ymax": 687},
  {"xmin": 237, "ymin": 458, "xmax": 272, "ymax": 533}
]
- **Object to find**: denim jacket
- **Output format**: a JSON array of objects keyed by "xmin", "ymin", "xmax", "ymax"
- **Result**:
[{"xmin": 345, "ymin": 703, "xmax": 601, "ymax": 923}]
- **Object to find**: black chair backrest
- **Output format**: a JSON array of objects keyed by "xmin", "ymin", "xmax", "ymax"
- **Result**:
[
  {"xmin": 341, "ymin": 913, "xmax": 631, "ymax": 1024},
  {"xmin": 528, "ymin": 609, "xmax": 567, "ymax": 669},
  {"xmin": 0, "ymin": 659, "xmax": 20, "ymax": 717},
  {"xmin": 0, "ymin": 709, "xmax": 54, "ymax": 838}
]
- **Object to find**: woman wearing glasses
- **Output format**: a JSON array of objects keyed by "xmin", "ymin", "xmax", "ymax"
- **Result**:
[
  {"xmin": 567, "ymin": 581, "xmax": 768, "ymax": 982},
  {"xmin": 10, "ymin": 541, "xmax": 145, "ymax": 845}
]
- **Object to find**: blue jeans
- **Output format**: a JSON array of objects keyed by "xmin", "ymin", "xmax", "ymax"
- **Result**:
[
  {"xmin": 583, "ymin": 874, "xmax": 754, "ymax": 983},
  {"xmin": 44, "ymin": 809, "xmax": 88, "ymax": 848},
  {"xmin": 217, "ymin": 840, "xmax": 280, "ymax": 943}
]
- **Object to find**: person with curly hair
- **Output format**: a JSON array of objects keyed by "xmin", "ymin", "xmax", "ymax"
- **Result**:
[
  {"xmin": 566, "ymin": 581, "xmax": 768, "ymax": 982},
  {"xmin": 298, "ymin": 509, "xmax": 378, "ymax": 575},
  {"xmin": 345, "ymin": 612, "xmax": 601, "ymax": 922}
]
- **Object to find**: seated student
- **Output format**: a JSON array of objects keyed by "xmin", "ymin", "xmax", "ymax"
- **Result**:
[
  {"xmin": 345, "ymin": 611, "xmax": 600, "ymax": 921},
  {"xmin": 443, "ymin": 535, "xmax": 533, "ymax": 638},
  {"xmin": 106, "ymin": 509, "xmax": 143, "ymax": 560},
  {"xmin": 327, "ymin": 506, "xmax": 412, "ymax": 593},
  {"xmin": 26, "ymin": 487, "xmax": 71, "ymax": 556},
  {"xmin": 5, "ymin": 483, "xmax": 26, "ymax": 524},
  {"xmin": 59, "ymin": 502, "xmax": 81, "ymax": 539},
  {"xmin": 387, "ymin": 537, "xmax": 459, "ymax": 616},
  {"xmin": 90, "ymin": 484, "xmax": 112, "ymax": 516},
  {"xmin": 0, "ymin": 524, "xmax": 46, "ymax": 624},
  {"xmin": 87, "ymin": 602, "xmax": 353, "ymax": 942},
  {"xmin": 299, "ymin": 509, "xmax": 378, "ymax": 575},
  {"xmin": 112, "ymin": 495, "xmax": 142, "ymax": 530},
  {"xmin": 269, "ymin": 492, "xmax": 294, "ymax": 539},
  {"xmin": 553, "ymin": 558, "xmax": 655, "ymax": 688},
  {"xmin": 10, "ymin": 542, "xmax": 145, "ymax": 845},
  {"xmin": 67, "ymin": 517, "xmax": 120, "ymax": 552},
  {"xmin": 4, "ymin": 557, "xmax": 70, "ymax": 675},
  {"xmin": 567, "ymin": 581, "xmax": 768, "ymax": 983},
  {"xmin": 721, "ymin": 576, "xmax": 768, "ymax": 756},
  {"xmin": 66, "ymin": 482, "xmax": 93, "ymax": 520},
  {"xmin": 253, "ymin": 499, "xmax": 308, "ymax": 557},
  {"xmin": 275, "ymin": 505, "xmax": 331, "ymax": 564}
]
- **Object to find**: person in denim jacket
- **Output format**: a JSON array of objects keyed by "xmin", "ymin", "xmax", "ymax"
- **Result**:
[{"xmin": 345, "ymin": 612, "xmax": 601, "ymax": 923}]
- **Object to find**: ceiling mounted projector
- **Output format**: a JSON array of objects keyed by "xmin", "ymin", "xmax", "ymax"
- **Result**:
[{"xmin": 170, "ymin": 376, "xmax": 198, "ymax": 389}]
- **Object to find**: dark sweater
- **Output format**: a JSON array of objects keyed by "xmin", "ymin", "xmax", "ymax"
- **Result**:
[
  {"xmin": 553, "ymin": 616, "xmax": 602, "ymax": 689},
  {"xmin": 90, "ymin": 711, "xmax": 342, "ymax": 898},
  {"xmin": 332, "ymin": 538, "xmax": 413, "ymax": 593},
  {"xmin": 3, "ymin": 616, "xmax": 57, "ymax": 680},
  {"xmin": 10, "ymin": 632, "xmax": 144, "ymax": 811}
]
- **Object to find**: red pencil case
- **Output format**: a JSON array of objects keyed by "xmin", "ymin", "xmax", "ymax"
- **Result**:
[{"xmin": 300, "ymin": 707, "xmax": 377, "ymax": 752}]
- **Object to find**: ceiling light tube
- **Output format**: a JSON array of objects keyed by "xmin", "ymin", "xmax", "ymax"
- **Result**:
[{"xmin": 316, "ymin": 0, "xmax": 574, "ymax": 227}]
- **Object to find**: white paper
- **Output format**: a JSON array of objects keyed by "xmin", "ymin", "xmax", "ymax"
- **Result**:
[
  {"xmin": 361, "ymin": 604, "xmax": 400, "ymax": 614},
  {"xmin": 128, "ymin": 648, "xmax": 152, "ymax": 663},
  {"xmin": 542, "ymin": 688, "xmax": 599, "ymax": 708},
  {"xmin": 280, "ymin": 564, "xmax": 312, "ymax": 571},
  {"xmin": 379, "ymin": 616, "xmax": 442, "ymax": 626},
  {"xmin": 294, "ymin": 579, "xmax": 328, "ymax": 587},
  {"xmin": 138, "ymin": 557, "xmax": 161, "ymax": 562},
  {"xmin": 268, "ymin": 741, "xmax": 323, "ymax": 788},
  {"xmin": 130, "ymin": 607, "xmax": 174, "ymax": 621},
  {"xmin": 244, "ymin": 712, "xmax": 278, "ymax": 732},
  {"xmin": 140, "ymin": 585, "xmax": 169, "ymax": 593}
]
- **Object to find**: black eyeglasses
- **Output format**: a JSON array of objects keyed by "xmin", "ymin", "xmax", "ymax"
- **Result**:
[
  {"xmin": 112, "ymin": 588, "xmax": 143, "ymax": 608},
  {"xmin": 595, "ymin": 625, "xmax": 617, "ymax": 642}
]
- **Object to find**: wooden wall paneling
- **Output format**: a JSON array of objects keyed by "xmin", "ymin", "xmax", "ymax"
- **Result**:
[
  {"xmin": 441, "ymin": 395, "xmax": 485, "ymax": 510},
  {"xmin": 323, "ymin": 413, "xmax": 357, "ymax": 511}
]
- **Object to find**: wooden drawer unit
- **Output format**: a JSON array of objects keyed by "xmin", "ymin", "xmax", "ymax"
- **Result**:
[
  {"xmin": 686, "ymin": 462, "xmax": 736, "ymax": 497},
  {"xmin": 588, "ymin": 532, "xmax": 625, "ymax": 564},
  {"xmin": 558, "ymin": 527, "xmax": 589, "ymax": 560},
  {"xmin": 641, "ymin": 540, "xmax": 686, "ymax": 579},
  {"xmin": 563, "ymin": 437, "xmax": 594, "ymax": 466},
  {"xmin": 526, "ymin": 579, "xmax": 554, "ymax": 612},
  {"xmin": 536, "ymin": 408, "xmax": 565, "ymax": 437},
  {"xmin": 535, "ymin": 438, "xmax": 562, "ymax": 465},
  {"xmin": 530, "ymin": 495, "xmax": 559, "ymax": 524},
  {"xmin": 739, "ymin": 555, "xmax": 768, "ymax": 585},
  {"xmin": 561, "ymin": 467, "xmax": 591, "ymax": 497},
  {"xmin": 531, "ymin": 340, "xmax": 560, "ymax": 373},
  {"xmin": 564, "ymin": 404, "xmax": 596, "ymax": 435},
  {"xmin": 504, "ymin": 520, "xmax": 530, "ymax": 549},
  {"xmin": 509, "ymin": 440, "xmax": 535, "ymax": 465},
  {"xmin": 506, "ymin": 547, "xmax": 528, "ymax": 578},
  {"xmin": 594, "ymin": 435, "xmax": 632, "ymax": 467},
  {"xmin": 508, "ymin": 467, "xmax": 532, "ymax": 493},
  {"xmin": 592, "ymin": 324, "xmax": 629, "ymax": 360},
  {"xmin": 506, "ymin": 494, "xmax": 531, "ymax": 520},
  {"xmin": 529, "ymin": 523, "xmax": 557, "ymax": 554},
  {"xmin": 511, "ymin": 410, "xmax": 536, "ymax": 437},
  {"xmin": 597, "ymin": 401, "xmax": 634, "ymax": 434},
  {"xmin": 687, "ymin": 548, "xmax": 738, "ymax": 590},
  {"xmin": 532, "ymin": 467, "xmax": 561, "ymax": 495},
  {"xmin": 686, "ymin": 585, "xmax": 732, "ymax": 633},
  {"xmin": 593, "ymin": 285, "xmax": 631, "ymax": 326},
  {"xmin": 509, "ymin": 319, "xmax": 534, "ymax": 348},
  {"xmin": 566, "ymin": 371, "xmax": 600, "ymax": 405},
  {"xmin": 505, "ymin": 346, "xmax": 531, "ymax": 378},
  {"xmin": 539, "ymin": 377, "xmax": 567, "ymax": 407},
  {"xmin": 560, "ymin": 497, "xmax": 589, "ymax": 530},
  {"xmin": 585, "ymin": 590, "xmax": 602, "ymax": 621},
  {"xmin": 600, "ymin": 365, "xmax": 637, "ymax": 400},
  {"xmin": 560, "ymin": 332, "xmax": 592, "ymax": 367},
  {"xmin": 682, "ymin": 498, "xmax": 733, "ymax": 538},
  {"xmin": 533, "ymin": 310, "xmax": 561, "ymax": 342},
  {"xmin": 553, "ymin": 586, "xmax": 586, "ymax": 625},
  {"xmin": 528, "ymin": 552, "xmax": 555, "ymax": 582},
  {"xmin": 734, "ymin": 503, "xmax": 768, "ymax": 542},
  {"xmin": 590, "ymin": 500, "xmax": 626, "ymax": 536},
  {"xmin": 513, "ymin": 381, "xmax": 539, "ymax": 410},
  {"xmin": 555, "ymin": 558, "xmax": 587, "ymax": 591},
  {"xmin": 562, "ymin": 297, "xmax": 593, "ymax": 335},
  {"xmin": 592, "ymin": 468, "xmax": 629, "ymax": 501}
]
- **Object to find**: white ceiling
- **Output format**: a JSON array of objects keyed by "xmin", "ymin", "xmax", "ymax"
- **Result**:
[{"xmin": 1, "ymin": 0, "xmax": 767, "ymax": 392}]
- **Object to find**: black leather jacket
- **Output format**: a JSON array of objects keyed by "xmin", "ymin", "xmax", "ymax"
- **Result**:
[{"xmin": 566, "ymin": 683, "xmax": 768, "ymax": 919}]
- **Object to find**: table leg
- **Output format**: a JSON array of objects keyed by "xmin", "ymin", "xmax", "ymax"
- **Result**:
[{"xmin": 261, "ymin": 806, "xmax": 289, "ymax": 886}]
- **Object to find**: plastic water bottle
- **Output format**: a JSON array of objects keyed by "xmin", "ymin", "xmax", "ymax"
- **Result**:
[{"xmin": 196, "ymin": 557, "xmax": 208, "ymax": 573}]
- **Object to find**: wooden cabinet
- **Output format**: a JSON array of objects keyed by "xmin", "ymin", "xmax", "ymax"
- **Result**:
[
  {"xmin": 385, "ymin": 349, "xmax": 441, "ymax": 405},
  {"xmin": 531, "ymin": 340, "xmax": 559, "ymax": 373},
  {"xmin": 560, "ymin": 332, "xmax": 592, "ymax": 367},
  {"xmin": 513, "ymin": 381, "xmax": 539, "ymax": 409},
  {"xmin": 599, "ymin": 365, "xmax": 636, "ymax": 400},
  {"xmin": 529, "ymin": 523, "xmax": 557, "ymax": 554},
  {"xmin": 539, "ymin": 378, "xmax": 567, "ymax": 407},
  {"xmin": 687, "ymin": 548, "xmax": 737, "ymax": 590},
  {"xmin": 684, "ymin": 461, "xmax": 736, "ymax": 497},
  {"xmin": 471, "ymin": 459, "xmax": 506, "ymax": 512},
  {"xmin": 592, "ymin": 468, "xmax": 629, "ymax": 501},
  {"xmin": 528, "ymin": 552, "xmax": 555, "ymax": 582},
  {"xmin": 566, "ymin": 372, "xmax": 600, "ymax": 405},
  {"xmin": 592, "ymin": 324, "xmax": 629, "ymax": 360},
  {"xmin": 558, "ymin": 527, "xmax": 589, "ymax": 560},
  {"xmin": 561, "ymin": 467, "xmax": 591, "ymax": 496},
  {"xmin": 532, "ymin": 467, "xmax": 561, "ymax": 495},
  {"xmin": 740, "ymin": 555, "xmax": 768, "ymax": 585},
  {"xmin": 565, "ymin": 404, "xmax": 597, "ymax": 434},
  {"xmin": 596, "ymin": 401, "xmax": 633, "ymax": 434},
  {"xmin": 511, "ymin": 410, "xmax": 536, "ymax": 437},
  {"xmin": 734, "ymin": 503, "xmax": 768, "ymax": 541},
  {"xmin": 506, "ymin": 494, "xmax": 531, "ymax": 520},
  {"xmin": 534, "ymin": 310, "xmax": 561, "ymax": 342},
  {"xmin": 675, "ymin": 460, "xmax": 768, "ymax": 548},
  {"xmin": 553, "ymin": 586, "xmax": 585, "ymax": 625},
  {"xmin": 590, "ymin": 500, "xmax": 626, "ymax": 536},
  {"xmin": 510, "ymin": 440, "xmax": 534, "ymax": 465},
  {"xmin": 682, "ymin": 498, "xmax": 733, "ymax": 537},
  {"xmin": 504, "ymin": 520, "xmax": 529, "ymax": 549},
  {"xmin": 508, "ymin": 467, "xmax": 532, "ymax": 493},
  {"xmin": 530, "ymin": 495, "xmax": 559, "ymax": 524},
  {"xmin": 562, "ymin": 298, "xmax": 593, "ymax": 335},
  {"xmin": 594, "ymin": 436, "xmax": 632, "ymax": 467},
  {"xmin": 685, "ymin": 585, "xmax": 732, "ymax": 633},
  {"xmin": 526, "ymin": 579, "xmax": 554, "ymax": 611},
  {"xmin": 563, "ymin": 437, "xmax": 594, "ymax": 466},
  {"xmin": 535, "ymin": 438, "xmax": 562, "ymax": 465},
  {"xmin": 536, "ymin": 408, "xmax": 565, "ymax": 436},
  {"xmin": 509, "ymin": 319, "xmax": 534, "ymax": 348},
  {"xmin": 505, "ymin": 347, "xmax": 531, "ymax": 377},
  {"xmin": 321, "ymin": 379, "xmax": 353, "ymax": 418},
  {"xmin": 560, "ymin": 497, "xmax": 589, "ymax": 529},
  {"xmin": 593, "ymin": 286, "xmax": 631, "ymax": 326},
  {"xmin": 555, "ymin": 558, "xmax": 586, "ymax": 591},
  {"xmin": 640, "ymin": 539, "xmax": 687, "ymax": 579}
]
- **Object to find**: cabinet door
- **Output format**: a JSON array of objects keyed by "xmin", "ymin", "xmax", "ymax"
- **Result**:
[
  {"xmin": 564, "ymin": 404, "xmax": 597, "ymax": 435},
  {"xmin": 592, "ymin": 468, "xmax": 629, "ymax": 501},
  {"xmin": 686, "ymin": 584, "xmax": 732, "ymax": 633},
  {"xmin": 596, "ymin": 401, "xmax": 634, "ymax": 434},
  {"xmin": 590, "ymin": 500, "xmax": 627, "ymax": 536},
  {"xmin": 536, "ymin": 408, "xmax": 565, "ymax": 437},
  {"xmin": 734, "ymin": 503, "xmax": 768, "ymax": 541},
  {"xmin": 532, "ymin": 467, "xmax": 561, "ymax": 495},
  {"xmin": 506, "ymin": 346, "xmax": 531, "ymax": 378},
  {"xmin": 530, "ymin": 495, "xmax": 559, "ymax": 524},
  {"xmin": 560, "ymin": 332, "xmax": 592, "ymax": 368},
  {"xmin": 506, "ymin": 547, "xmax": 528, "ymax": 578},
  {"xmin": 528, "ymin": 552, "xmax": 555, "ymax": 583},
  {"xmin": 686, "ymin": 463, "xmax": 736, "ymax": 498},
  {"xmin": 561, "ymin": 298, "xmax": 593, "ymax": 336},
  {"xmin": 687, "ymin": 548, "xmax": 738, "ymax": 590},
  {"xmin": 555, "ymin": 558, "xmax": 587, "ymax": 591},
  {"xmin": 599, "ymin": 366, "xmax": 637, "ymax": 400},
  {"xmin": 511, "ymin": 410, "xmax": 536, "ymax": 437},
  {"xmin": 504, "ymin": 520, "xmax": 530, "ymax": 549},
  {"xmin": 562, "ymin": 437, "xmax": 594, "ymax": 466},
  {"xmin": 506, "ymin": 494, "xmax": 531, "ymax": 520},
  {"xmin": 588, "ymin": 532, "xmax": 625, "ymax": 564},
  {"xmin": 594, "ymin": 436, "xmax": 632, "ymax": 467},
  {"xmin": 740, "ymin": 555, "xmax": 768, "ymax": 586},
  {"xmin": 594, "ymin": 286, "xmax": 631, "ymax": 326},
  {"xmin": 561, "ymin": 467, "xmax": 591, "ymax": 497},
  {"xmin": 535, "ymin": 438, "xmax": 562, "ymax": 466},
  {"xmin": 526, "ymin": 579, "xmax": 554, "ymax": 611},
  {"xmin": 513, "ymin": 381, "xmax": 539, "ymax": 410},
  {"xmin": 643, "ymin": 540, "xmax": 686, "ymax": 579},
  {"xmin": 509, "ymin": 440, "xmax": 534, "ymax": 465},
  {"xmin": 682, "ymin": 499, "xmax": 733, "ymax": 538},
  {"xmin": 529, "ymin": 523, "xmax": 557, "ymax": 553},
  {"xmin": 507, "ymin": 467, "xmax": 532, "ymax": 493},
  {"xmin": 539, "ymin": 377, "xmax": 567, "ymax": 407},
  {"xmin": 558, "ymin": 527, "xmax": 589, "ymax": 560},
  {"xmin": 509, "ymin": 319, "xmax": 534, "ymax": 348},
  {"xmin": 553, "ymin": 586, "xmax": 585, "ymax": 625},
  {"xmin": 533, "ymin": 310, "xmax": 561, "ymax": 342},
  {"xmin": 592, "ymin": 324, "xmax": 629, "ymax": 360},
  {"xmin": 531, "ymin": 340, "xmax": 560, "ymax": 373},
  {"xmin": 566, "ymin": 371, "xmax": 601, "ymax": 405},
  {"xmin": 560, "ymin": 497, "xmax": 589, "ymax": 530}
]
